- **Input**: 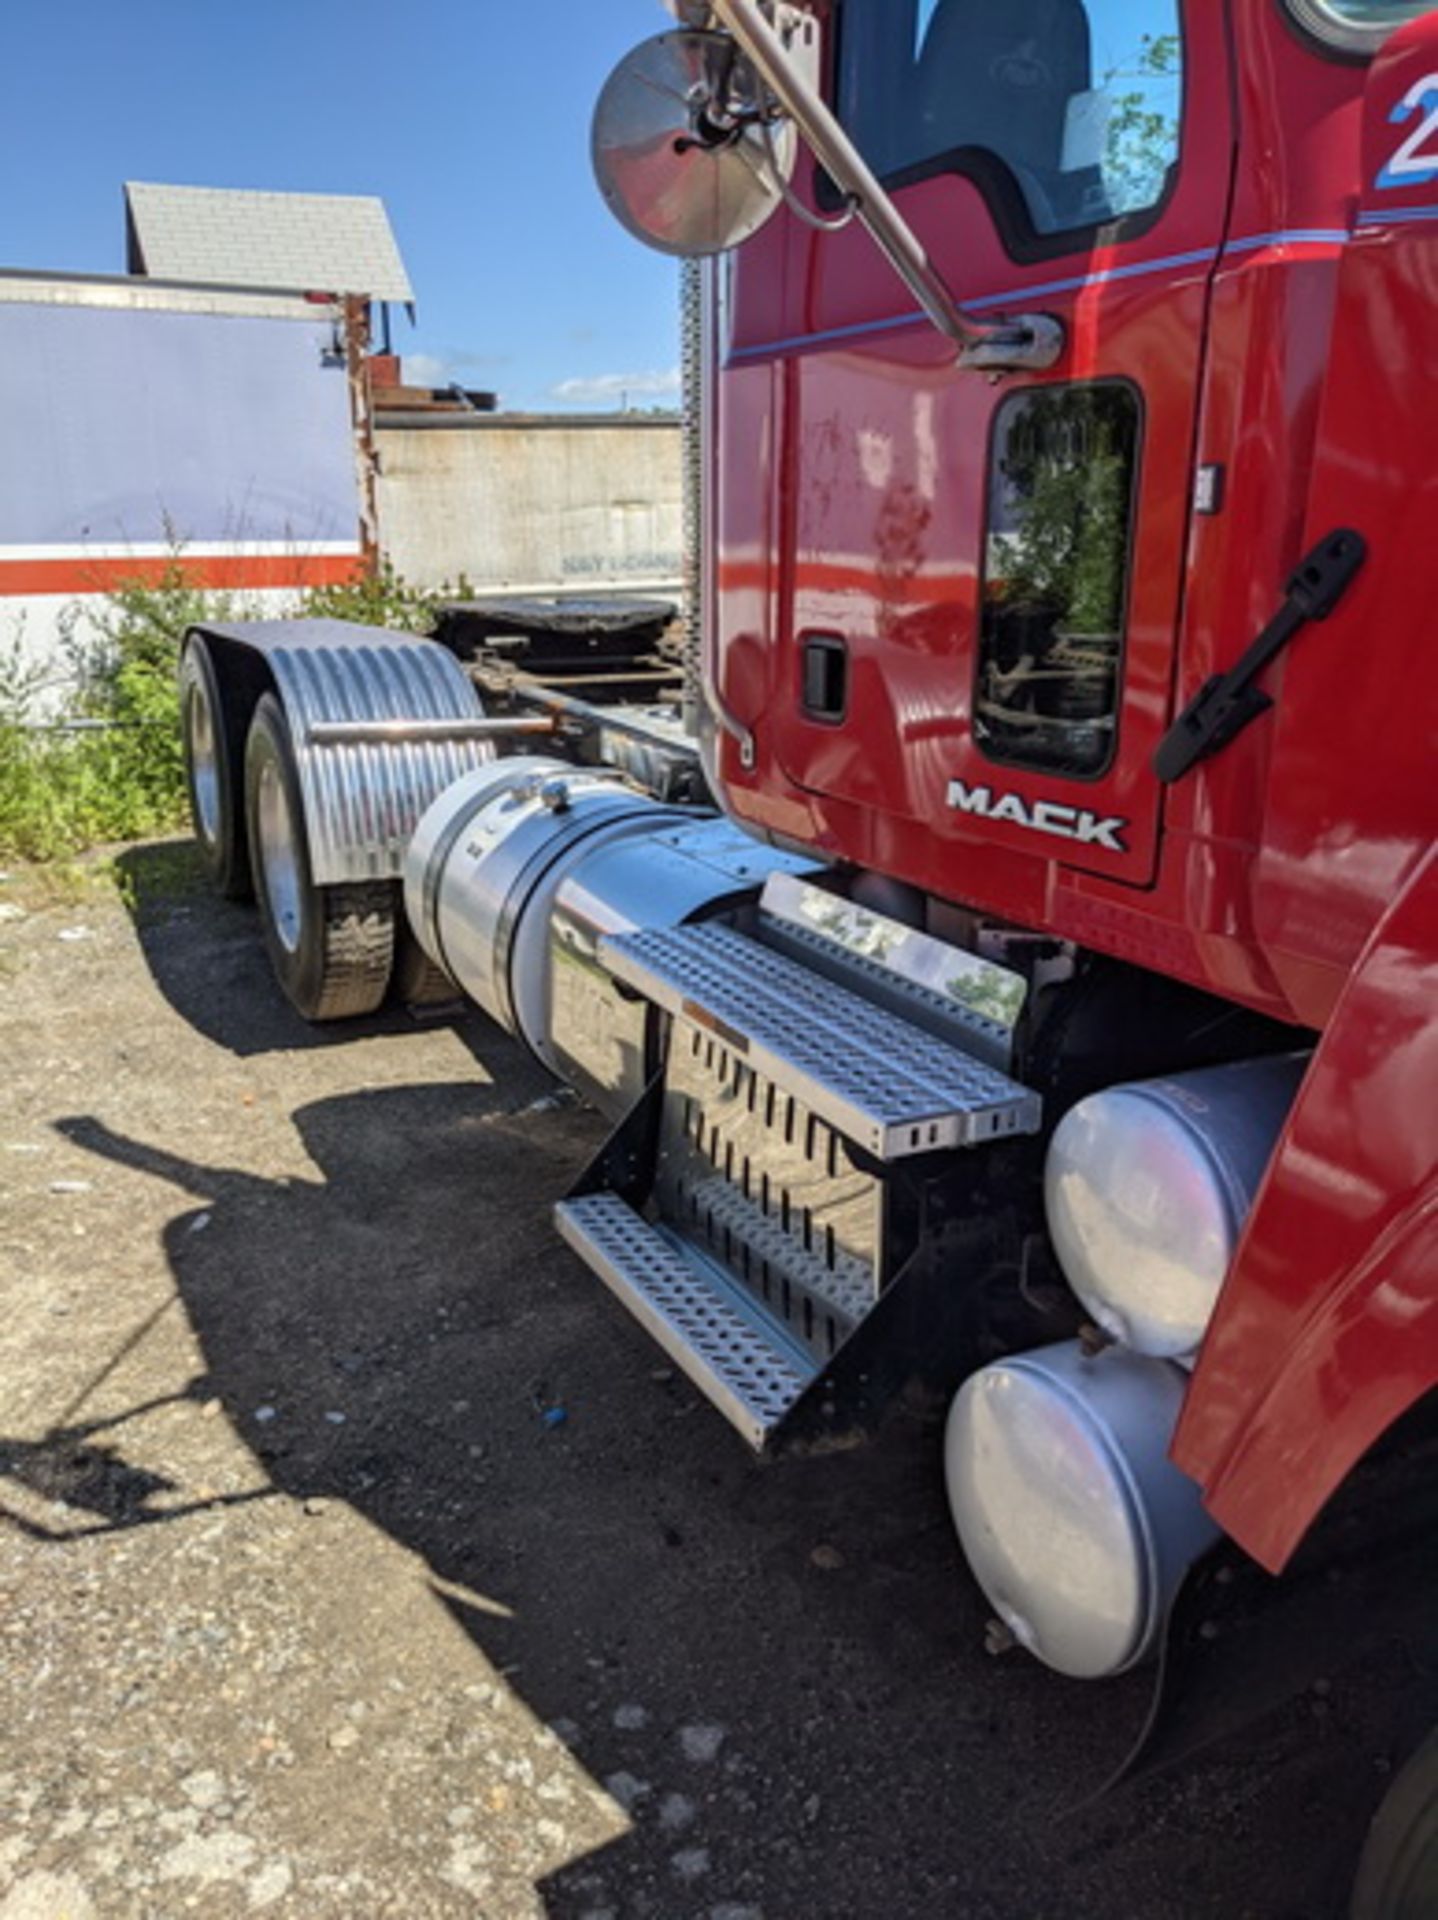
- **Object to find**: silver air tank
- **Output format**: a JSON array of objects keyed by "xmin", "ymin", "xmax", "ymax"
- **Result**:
[
  {"xmin": 404, "ymin": 759, "xmax": 813, "ymax": 1116},
  {"xmin": 945, "ymin": 1341, "xmax": 1221, "ymax": 1679},
  {"xmin": 1044, "ymin": 1055, "xmax": 1310, "ymax": 1362}
]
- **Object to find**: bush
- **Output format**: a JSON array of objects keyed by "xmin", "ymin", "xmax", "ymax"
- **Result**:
[
  {"xmin": 0, "ymin": 634, "xmax": 187, "ymax": 864},
  {"xmin": 0, "ymin": 557, "xmax": 458, "ymax": 863},
  {"xmin": 298, "ymin": 557, "xmax": 461, "ymax": 634}
]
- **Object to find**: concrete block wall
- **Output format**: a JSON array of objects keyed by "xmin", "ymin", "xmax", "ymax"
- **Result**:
[{"xmin": 374, "ymin": 414, "xmax": 682, "ymax": 597}]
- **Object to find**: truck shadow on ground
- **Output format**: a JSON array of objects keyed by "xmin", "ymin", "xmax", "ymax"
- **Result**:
[
  {"xmin": 33, "ymin": 1074, "xmax": 1397, "ymax": 1920},
  {"xmin": 111, "ymin": 839, "xmax": 492, "ymax": 1066}
]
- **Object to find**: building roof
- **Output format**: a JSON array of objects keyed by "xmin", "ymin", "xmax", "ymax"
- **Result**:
[{"xmin": 123, "ymin": 182, "xmax": 414, "ymax": 303}]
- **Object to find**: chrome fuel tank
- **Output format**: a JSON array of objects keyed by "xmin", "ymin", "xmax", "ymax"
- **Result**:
[
  {"xmin": 545, "ymin": 818, "xmax": 815, "ymax": 1109},
  {"xmin": 405, "ymin": 757, "xmax": 686, "ymax": 1035},
  {"xmin": 404, "ymin": 760, "xmax": 815, "ymax": 1115}
]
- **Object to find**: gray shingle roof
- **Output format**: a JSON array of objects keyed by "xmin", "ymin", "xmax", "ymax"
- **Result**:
[{"xmin": 124, "ymin": 182, "xmax": 414, "ymax": 302}]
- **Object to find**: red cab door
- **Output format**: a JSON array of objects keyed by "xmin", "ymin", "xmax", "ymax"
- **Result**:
[{"xmin": 725, "ymin": 0, "xmax": 1235, "ymax": 893}]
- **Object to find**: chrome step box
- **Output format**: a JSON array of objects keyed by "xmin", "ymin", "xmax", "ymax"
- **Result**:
[
  {"xmin": 558, "ymin": 908, "xmax": 1044, "ymax": 1450},
  {"xmin": 556, "ymin": 1192, "xmax": 818, "ymax": 1447},
  {"xmin": 598, "ymin": 920, "xmax": 1039, "ymax": 1162}
]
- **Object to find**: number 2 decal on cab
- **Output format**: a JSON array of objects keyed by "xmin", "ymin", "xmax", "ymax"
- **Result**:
[{"xmin": 1377, "ymin": 73, "xmax": 1438, "ymax": 191}]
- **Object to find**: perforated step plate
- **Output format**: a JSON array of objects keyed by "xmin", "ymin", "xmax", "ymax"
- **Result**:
[
  {"xmin": 599, "ymin": 921, "xmax": 1041, "ymax": 1161},
  {"xmin": 555, "ymin": 1192, "xmax": 817, "ymax": 1448}
]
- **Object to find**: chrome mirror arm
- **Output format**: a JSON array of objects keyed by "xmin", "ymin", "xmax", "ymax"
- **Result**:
[{"xmin": 707, "ymin": 0, "xmax": 1065, "ymax": 372}]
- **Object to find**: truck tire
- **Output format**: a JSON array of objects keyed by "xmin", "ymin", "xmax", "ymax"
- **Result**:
[
  {"xmin": 1352, "ymin": 1730, "xmax": 1438, "ymax": 1920},
  {"xmin": 389, "ymin": 926, "xmax": 460, "ymax": 1010},
  {"xmin": 244, "ymin": 693, "xmax": 394, "ymax": 1020},
  {"xmin": 180, "ymin": 636, "xmax": 251, "ymax": 899}
]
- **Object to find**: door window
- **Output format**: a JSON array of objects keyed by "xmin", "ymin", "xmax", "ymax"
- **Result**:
[
  {"xmin": 836, "ymin": 0, "xmax": 1183, "ymax": 238},
  {"xmin": 975, "ymin": 384, "xmax": 1140, "ymax": 779}
]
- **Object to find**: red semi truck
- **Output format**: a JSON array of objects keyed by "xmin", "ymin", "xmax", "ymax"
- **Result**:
[{"xmin": 181, "ymin": 3, "xmax": 1436, "ymax": 1907}]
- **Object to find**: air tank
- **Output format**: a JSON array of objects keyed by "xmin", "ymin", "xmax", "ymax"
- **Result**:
[
  {"xmin": 945, "ymin": 1341, "xmax": 1221, "ymax": 1679},
  {"xmin": 1044, "ymin": 1055, "xmax": 1310, "ymax": 1362}
]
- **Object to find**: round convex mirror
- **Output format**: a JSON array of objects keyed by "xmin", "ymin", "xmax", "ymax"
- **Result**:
[{"xmin": 592, "ymin": 29, "xmax": 795, "ymax": 257}]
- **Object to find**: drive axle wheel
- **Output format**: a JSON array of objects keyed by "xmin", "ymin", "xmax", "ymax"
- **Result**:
[
  {"xmin": 180, "ymin": 636, "xmax": 251, "ymax": 899},
  {"xmin": 244, "ymin": 694, "xmax": 394, "ymax": 1021}
]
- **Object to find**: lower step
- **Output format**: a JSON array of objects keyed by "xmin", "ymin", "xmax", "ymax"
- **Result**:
[{"xmin": 555, "ymin": 1192, "xmax": 818, "ymax": 1448}]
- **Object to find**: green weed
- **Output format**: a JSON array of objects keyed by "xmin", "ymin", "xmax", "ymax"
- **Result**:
[
  {"xmin": 0, "ymin": 556, "xmax": 459, "ymax": 865},
  {"xmin": 299, "ymin": 557, "xmax": 468, "ymax": 633}
]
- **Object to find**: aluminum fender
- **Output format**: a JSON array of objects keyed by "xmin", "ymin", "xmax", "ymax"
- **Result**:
[
  {"xmin": 1173, "ymin": 846, "xmax": 1438, "ymax": 1572},
  {"xmin": 191, "ymin": 619, "xmax": 490, "ymax": 885}
]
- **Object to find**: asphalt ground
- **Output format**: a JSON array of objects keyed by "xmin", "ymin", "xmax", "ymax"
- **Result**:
[{"xmin": 0, "ymin": 843, "xmax": 1420, "ymax": 1919}]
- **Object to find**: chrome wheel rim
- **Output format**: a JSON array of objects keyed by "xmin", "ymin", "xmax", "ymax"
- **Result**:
[
  {"xmin": 256, "ymin": 757, "xmax": 303, "ymax": 954},
  {"xmin": 187, "ymin": 683, "xmax": 221, "ymax": 846}
]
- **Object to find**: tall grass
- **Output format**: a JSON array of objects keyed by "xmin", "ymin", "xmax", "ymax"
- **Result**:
[{"xmin": 0, "ymin": 558, "xmax": 458, "ymax": 863}]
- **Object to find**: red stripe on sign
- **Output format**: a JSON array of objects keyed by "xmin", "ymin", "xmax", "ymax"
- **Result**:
[{"xmin": 0, "ymin": 553, "xmax": 365, "ymax": 595}]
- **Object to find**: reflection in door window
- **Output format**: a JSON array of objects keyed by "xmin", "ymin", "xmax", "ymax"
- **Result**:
[
  {"xmin": 975, "ymin": 385, "xmax": 1140, "ymax": 779},
  {"xmin": 839, "ymin": 0, "xmax": 1183, "ymax": 237}
]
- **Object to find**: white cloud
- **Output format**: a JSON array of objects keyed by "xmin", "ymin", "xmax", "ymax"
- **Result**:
[
  {"xmin": 403, "ymin": 352, "xmax": 452, "ymax": 388},
  {"xmin": 549, "ymin": 366, "xmax": 681, "ymax": 406},
  {"xmin": 400, "ymin": 349, "xmax": 510, "ymax": 394}
]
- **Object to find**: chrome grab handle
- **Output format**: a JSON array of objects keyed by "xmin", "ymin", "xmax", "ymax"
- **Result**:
[{"xmin": 306, "ymin": 716, "xmax": 557, "ymax": 746}]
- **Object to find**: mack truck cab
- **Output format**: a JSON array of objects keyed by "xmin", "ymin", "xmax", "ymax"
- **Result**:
[{"xmin": 180, "ymin": 2, "xmax": 1437, "ymax": 1907}]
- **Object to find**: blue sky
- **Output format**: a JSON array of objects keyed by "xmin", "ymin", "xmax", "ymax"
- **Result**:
[
  {"xmin": 0, "ymin": 0, "xmax": 677, "ymax": 413},
  {"xmin": 1, "ymin": 1, "xmax": 1180, "ymax": 412}
]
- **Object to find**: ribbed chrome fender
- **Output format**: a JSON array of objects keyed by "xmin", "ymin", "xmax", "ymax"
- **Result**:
[{"xmin": 189, "ymin": 619, "xmax": 492, "ymax": 885}]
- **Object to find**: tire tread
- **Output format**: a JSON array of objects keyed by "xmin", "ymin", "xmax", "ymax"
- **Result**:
[
  {"xmin": 389, "ymin": 928, "xmax": 459, "ymax": 1010},
  {"xmin": 311, "ymin": 882, "xmax": 396, "ymax": 1020}
]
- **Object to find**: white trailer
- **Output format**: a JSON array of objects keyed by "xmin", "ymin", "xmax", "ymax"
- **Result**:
[{"xmin": 0, "ymin": 270, "xmax": 365, "ymax": 705}]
